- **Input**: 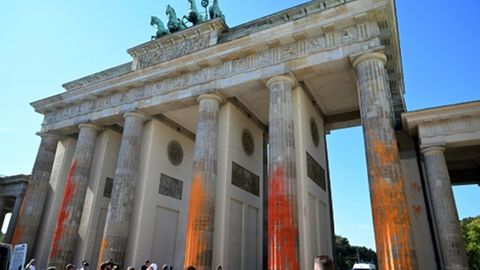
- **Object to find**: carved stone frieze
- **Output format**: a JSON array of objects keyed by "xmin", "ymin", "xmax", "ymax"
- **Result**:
[
  {"xmin": 136, "ymin": 35, "xmax": 210, "ymax": 69},
  {"xmin": 63, "ymin": 63, "xmax": 132, "ymax": 91},
  {"xmin": 42, "ymin": 21, "xmax": 381, "ymax": 127},
  {"xmin": 128, "ymin": 18, "xmax": 227, "ymax": 70}
]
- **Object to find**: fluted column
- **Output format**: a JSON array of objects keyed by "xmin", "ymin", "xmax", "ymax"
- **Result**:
[
  {"xmin": 48, "ymin": 123, "xmax": 100, "ymax": 269},
  {"xmin": 184, "ymin": 94, "xmax": 222, "ymax": 270},
  {"xmin": 0, "ymin": 197, "xmax": 5, "ymax": 229},
  {"xmin": 352, "ymin": 52, "xmax": 417, "ymax": 270},
  {"xmin": 266, "ymin": 75, "xmax": 300, "ymax": 270},
  {"xmin": 99, "ymin": 112, "xmax": 148, "ymax": 268},
  {"xmin": 422, "ymin": 146, "xmax": 469, "ymax": 270},
  {"xmin": 5, "ymin": 193, "xmax": 25, "ymax": 243},
  {"xmin": 11, "ymin": 133, "xmax": 58, "ymax": 250}
]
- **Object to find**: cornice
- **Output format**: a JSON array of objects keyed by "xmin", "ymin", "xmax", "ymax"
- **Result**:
[
  {"xmin": 31, "ymin": 0, "xmax": 403, "ymax": 135},
  {"xmin": 402, "ymin": 100, "xmax": 480, "ymax": 134}
]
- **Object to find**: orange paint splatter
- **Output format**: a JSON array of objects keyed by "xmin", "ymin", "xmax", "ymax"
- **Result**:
[
  {"xmin": 183, "ymin": 175, "xmax": 206, "ymax": 268},
  {"xmin": 49, "ymin": 160, "xmax": 78, "ymax": 258},
  {"xmin": 11, "ymin": 220, "xmax": 23, "ymax": 245},
  {"xmin": 410, "ymin": 182, "xmax": 422, "ymax": 194},
  {"xmin": 368, "ymin": 139, "xmax": 416, "ymax": 270},
  {"xmin": 97, "ymin": 238, "xmax": 108, "ymax": 268},
  {"xmin": 412, "ymin": 205, "xmax": 422, "ymax": 217},
  {"xmin": 268, "ymin": 166, "xmax": 299, "ymax": 270}
]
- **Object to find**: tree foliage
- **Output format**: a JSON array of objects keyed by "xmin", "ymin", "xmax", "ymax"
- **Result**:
[
  {"xmin": 460, "ymin": 215, "xmax": 480, "ymax": 270},
  {"xmin": 334, "ymin": 235, "xmax": 377, "ymax": 270}
]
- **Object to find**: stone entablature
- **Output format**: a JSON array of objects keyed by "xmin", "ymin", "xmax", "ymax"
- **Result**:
[
  {"xmin": 128, "ymin": 18, "xmax": 227, "ymax": 70},
  {"xmin": 0, "ymin": 175, "xmax": 29, "ymax": 197},
  {"xmin": 32, "ymin": 0, "xmax": 401, "ymax": 134},
  {"xmin": 402, "ymin": 100, "xmax": 480, "ymax": 147},
  {"xmin": 62, "ymin": 63, "xmax": 133, "ymax": 92}
]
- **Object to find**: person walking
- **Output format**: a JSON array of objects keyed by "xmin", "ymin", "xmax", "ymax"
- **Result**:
[
  {"xmin": 141, "ymin": 260, "xmax": 150, "ymax": 270},
  {"xmin": 25, "ymin": 259, "xmax": 36, "ymax": 270},
  {"xmin": 314, "ymin": 255, "xmax": 335, "ymax": 270},
  {"xmin": 79, "ymin": 260, "xmax": 89, "ymax": 270}
]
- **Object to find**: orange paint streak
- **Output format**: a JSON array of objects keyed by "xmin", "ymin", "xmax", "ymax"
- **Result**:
[
  {"xmin": 183, "ymin": 175, "xmax": 206, "ymax": 268},
  {"xmin": 11, "ymin": 220, "xmax": 23, "ymax": 245},
  {"xmin": 97, "ymin": 238, "xmax": 108, "ymax": 268},
  {"xmin": 412, "ymin": 205, "xmax": 422, "ymax": 217},
  {"xmin": 268, "ymin": 166, "xmax": 299, "ymax": 270},
  {"xmin": 369, "ymin": 139, "xmax": 415, "ymax": 270},
  {"xmin": 49, "ymin": 160, "xmax": 78, "ymax": 258}
]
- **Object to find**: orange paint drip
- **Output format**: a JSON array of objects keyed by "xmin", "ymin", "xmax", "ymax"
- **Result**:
[
  {"xmin": 11, "ymin": 218, "xmax": 23, "ymax": 245},
  {"xmin": 97, "ymin": 238, "xmax": 108, "ymax": 268},
  {"xmin": 268, "ymin": 166, "xmax": 299, "ymax": 270},
  {"xmin": 369, "ymin": 139, "xmax": 415, "ymax": 270},
  {"xmin": 49, "ymin": 160, "xmax": 78, "ymax": 258},
  {"xmin": 183, "ymin": 175, "xmax": 206, "ymax": 268},
  {"xmin": 11, "ymin": 190, "xmax": 30, "ymax": 245}
]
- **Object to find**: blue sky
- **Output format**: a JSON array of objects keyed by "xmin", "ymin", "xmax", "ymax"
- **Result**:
[{"xmin": 0, "ymin": 1, "xmax": 479, "ymax": 249}]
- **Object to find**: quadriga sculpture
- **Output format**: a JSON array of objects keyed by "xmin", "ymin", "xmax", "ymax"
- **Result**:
[
  {"xmin": 166, "ymin": 4, "xmax": 187, "ymax": 33},
  {"xmin": 150, "ymin": 16, "xmax": 170, "ymax": 39}
]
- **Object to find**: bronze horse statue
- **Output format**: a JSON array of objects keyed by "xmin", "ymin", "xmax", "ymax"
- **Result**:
[
  {"xmin": 150, "ymin": 16, "xmax": 169, "ymax": 39},
  {"xmin": 166, "ymin": 4, "xmax": 187, "ymax": 33},
  {"xmin": 183, "ymin": 0, "xmax": 204, "ymax": 26}
]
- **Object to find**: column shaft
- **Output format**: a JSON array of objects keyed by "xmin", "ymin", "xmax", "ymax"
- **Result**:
[
  {"xmin": 11, "ymin": 134, "xmax": 58, "ymax": 251},
  {"xmin": 48, "ymin": 124, "xmax": 99, "ymax": 269},
  {"xmin": 353, "ymin": 53, "xmax": 417, "ymax": 270},
  {"xmin": 0, "ymin": 197, "xmax": 5, "ymax": 230},
  {"xmin": 99, "ymin": 112, "xmax": 147, "ymax": 267},
  {"xmin": 422, "ymin": 146, "xmax": 469, "ymax": 270},
  {"xmin": 266, "ymin": 76, "xmax": 300, "ymax": 270},
  {"xmin": 184, "ymin": 94, "xmax": 221, "ymax": 270},
  {"xmin": 5, "ymin": 194, "xmax": 24, "ymax": 243}
]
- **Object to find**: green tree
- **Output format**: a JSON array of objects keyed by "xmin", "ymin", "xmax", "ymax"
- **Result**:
[
  {"xmin": 460, "ymin": 215, "xmax": 480, "ymax": 270},
  {"xmin": 334, "ymin": 235, "xmax": 377, "ymax": 270}
]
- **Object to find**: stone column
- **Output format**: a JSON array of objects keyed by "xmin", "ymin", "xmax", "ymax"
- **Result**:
[
  {"xmin": 0, "ymin": 197, "xmax": 5, "ymax": 229},
  {"xmin": 266, "ymin": 75, "xmax": 300, "ymax": 270},
  {"xmin": 4, "ymin": 192, "xmax": 25, "ymax": 243},
  {"xmin": 11, "ymin": 133, "xmax": 59, "ymax": 250},
  {"xmin": 184, "ymin": 94, "xmax": 222, "ymax": 270},
  {"xmin": 99, "ymin": 112, "xmax": 148, "ymax": 267},
  {"xmin": 5, "ymin": 193, "xmax": 25, "ymax": 243},
  {"xmin": 421, "ymin": 146, "xmax": 469, "ymax": 270},
  {"xmin": 352, "ymin": 52, "xmax": 417, "ymax": 270},
  {"xmin": 48, "ymin": 123, "xmax": 100, "ymax": 269}
]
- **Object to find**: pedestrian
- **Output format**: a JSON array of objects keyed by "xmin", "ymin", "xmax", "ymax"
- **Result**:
[
  {"xmin": 25, "ymin": 259, "xmax": 36, "ymax": 270},
  {"xmin": 314, "ymin": 255, "xmax": 334, "ymax": 270},
  {"xmin": 127, "ymin": 267, "xmax": 135, "ymax": 270},
  {"xmin": 141, "ymin": 260, "xmax": 150, "ymax": 270},
  {"xmin": 147, "ymin": 262, "xmax": 158, "ymax": 270},
  {"xmin": 65, "ymin": 264, "xmax": 76, "ymax": 270},
  {"xmin": 79, "ymin": 260, "xmax": 89, "ymax": 270},
  {"xmin": 99, "ymin": 261, "xmax": 113, "ymax": 270}
]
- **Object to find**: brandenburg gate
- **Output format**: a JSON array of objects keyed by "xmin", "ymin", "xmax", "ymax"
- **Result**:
[{"xmin": 9, "ymin": 0, "xmax": 476, "ymax": 269}]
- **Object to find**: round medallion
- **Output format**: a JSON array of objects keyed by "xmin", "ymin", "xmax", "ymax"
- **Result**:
[
  {"xmin": 310, "ymin": 117, "xmax": 319, "ymax": 147},
  {"xmin": 168, "ymin": 140, "xmax": 183, "ymax": 166},
  {"xmin": 242, "ymin": 129, "xmax": 255, "ymax": 156}
]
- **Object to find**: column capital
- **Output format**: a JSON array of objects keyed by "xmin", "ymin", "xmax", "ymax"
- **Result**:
[
  {"xmin": 351, "ymin": 52, "xmax": 387, "ymax": 69},
  {"xmin": 197, "ymin": 93, "xmax": 223, "ymax": 104},
  {"xmin": 266, "ymin": 75, "xmax": 296, "ymax": 89},
  {"xmin": 124, "ymin": 111, "xmax": 150, "ymax": 122},
  {"xmin": 78, "ymin": 123, "xmax": 101, "ymax": 132},
  {"xmin": 421, "ymin": 144, "xmax": 446, "ymax": 154}
]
